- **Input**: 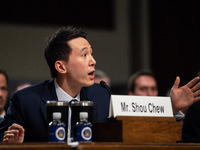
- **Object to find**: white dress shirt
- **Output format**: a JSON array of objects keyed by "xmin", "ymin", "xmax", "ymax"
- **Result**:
[{"xmin": 54, "ymin": 79, "xmax": 80, "ymax": 141}]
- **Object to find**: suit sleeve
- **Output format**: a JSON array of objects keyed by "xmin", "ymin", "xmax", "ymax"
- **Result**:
[
  {"xmin": 0, "ymin": 93, "xmax": 25, "ymax": 142},
  {"xmin": 182, "ymin": 101, "xmax": 200, "ymax": 142}
]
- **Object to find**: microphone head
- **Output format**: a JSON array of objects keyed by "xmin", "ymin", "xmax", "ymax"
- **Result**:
[
  {"xmin": 100, "ymin": 80, "xmax": 111, "ymax": 96},
  {"xmin": 100, "ymin": 80, "xmax": 107, "ymax": 87}
]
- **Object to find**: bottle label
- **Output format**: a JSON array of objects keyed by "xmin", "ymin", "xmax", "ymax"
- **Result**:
[
  {"xmin": 76, "ymin": 125, "xmax": 92, "ymax": 142},
  {"xmin": 49, "ymin": 126, "xmax": 66, "ymax": 142}
]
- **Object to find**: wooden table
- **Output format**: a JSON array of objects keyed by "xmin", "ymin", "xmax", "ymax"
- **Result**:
[
  {"xmin": 1, "ymin": 142, "xmax": 200, "ymax": 150},
  {"xmin": 0, "ymin": 142, "xmax": 72, "ymax": 150}
]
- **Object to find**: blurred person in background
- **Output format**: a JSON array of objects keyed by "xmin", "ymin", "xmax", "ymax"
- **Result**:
[
  {"xmin": 15, "ymin": 82, "xmax": 32, "ymax": 92},
  {"xmin": 128, "ymin": 70, "xmax": 184, "ymax": 121},
  {"xmin": 94, "ymin": 69, "xmax": 111, "ymax": 87},
  {"xmin": 0, "ymin": 68, "xmax": 9, "ymax": 123},
  {"xmin": 128, "ymin": 70, "xmax": 158, "ymax": 96}
]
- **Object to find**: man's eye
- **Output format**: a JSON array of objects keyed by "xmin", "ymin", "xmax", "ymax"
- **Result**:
[
  {"xmin": 140, "ymin": 87, "xmax": 147, "ymax": 91},
  {"xmin": 0, "ymin": 87, "xmax": 7, "ymax": 92},
  {"xmin": 82, "ymin": 53, "xmax": 87, "ymax": 57},
  {"xmin": 151, "ymin": 87, "xmax": 157, "ymax": 91}
]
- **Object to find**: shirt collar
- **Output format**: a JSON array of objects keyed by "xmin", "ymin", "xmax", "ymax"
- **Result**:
[
  {"xmin": 0, "ymin": 110, "xmax": 5, "ymax": 118},
  {"xmin": 54, "ymin": 78, "xmax": 80, "ymax": 102}
]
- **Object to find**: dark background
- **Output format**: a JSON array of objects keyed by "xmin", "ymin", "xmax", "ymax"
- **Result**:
[
  {"xmin": 0, "ymin": 0, "xmax": 114, "ymax": 29},
  {"xmin": 150, "ymin": 0, "xmax": 200, "ymax": 95}
]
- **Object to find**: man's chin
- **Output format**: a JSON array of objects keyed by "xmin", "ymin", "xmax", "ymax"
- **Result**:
[{"xmin": 83, "ymin": 81, "xmax": 94, "ymax": 87}]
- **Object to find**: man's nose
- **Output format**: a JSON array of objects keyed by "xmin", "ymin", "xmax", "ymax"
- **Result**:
[
  {"xmin": 147, "ymin": 89, "xmax": 154, "ymax": 96},
  {"xmin": 90, "ymin": 56, "xmax": 96, "ymax": 66},
  {"xmin": 0, "ymin": 89, "xmax": 3, "ymax": 97}
]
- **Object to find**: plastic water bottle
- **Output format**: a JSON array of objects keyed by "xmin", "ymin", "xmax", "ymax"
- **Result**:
[
  {"xmin": 49, "ymin": 112, "xmax": 66, "ymax": 142},
  {"xmin": 76, "ymin": 112, "xmax": 92, "ymax": 142}
]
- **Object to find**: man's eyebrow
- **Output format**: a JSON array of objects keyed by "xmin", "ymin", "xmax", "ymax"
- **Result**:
[
  {"xmin": 81, "ymin": 47, "xmax": 87, "ymax": 51},
  {"xmin": 81, "ymin": 46, "xmax": 92, "ymax": 51}
]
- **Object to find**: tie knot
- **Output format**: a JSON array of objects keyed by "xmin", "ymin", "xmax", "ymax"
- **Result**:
[{"xmin": 69, "ymin": 99, "xmax": 78, "ymax": 106}]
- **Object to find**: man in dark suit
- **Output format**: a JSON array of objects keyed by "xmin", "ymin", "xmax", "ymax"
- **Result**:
[{"xmin": 0, "ymin": 26, "xmax": 110, "ymax": 143}]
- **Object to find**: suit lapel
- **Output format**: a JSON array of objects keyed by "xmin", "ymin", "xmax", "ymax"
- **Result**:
[{"xmin": 40, "ymin": 79, "xmax": 58, "ymax": 124}]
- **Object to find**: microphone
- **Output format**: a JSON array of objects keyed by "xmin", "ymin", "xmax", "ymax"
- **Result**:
[
  {"xmin": 100, "ymin": 80, "xmax": 111, "ymax": 96},
  {"xmin": 100, "ymin": 80, "xmax": 116, "ymax": 121}
]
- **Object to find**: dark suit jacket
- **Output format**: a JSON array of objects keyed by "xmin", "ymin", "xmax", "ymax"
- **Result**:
[
  {"xmin": 182, "ymin": 101, "xmax": 200, "ymax": 142},
  {"xmin": 0, "ymin": 79, "xmax": 110, "ymax": 142}
]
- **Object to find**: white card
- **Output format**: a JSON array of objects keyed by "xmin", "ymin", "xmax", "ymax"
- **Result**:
[{"xmin": 108, "ymin": 95, "xmax": 173, "ymax": 118}]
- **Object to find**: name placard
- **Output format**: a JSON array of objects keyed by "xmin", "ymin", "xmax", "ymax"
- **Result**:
[{"xmin": 108, "ymin": 95, "xmax": 173, "ymax": 118}]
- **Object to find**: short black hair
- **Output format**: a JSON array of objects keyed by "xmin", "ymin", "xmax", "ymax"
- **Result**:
[{"xmin": 44, "ymin": 25, "xmax": 87, "ymax": 78}]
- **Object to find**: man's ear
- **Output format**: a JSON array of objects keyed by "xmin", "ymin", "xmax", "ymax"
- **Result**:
[{"xmin": 55, "ymin": 60, "xmax": 67, "ymax": 74}]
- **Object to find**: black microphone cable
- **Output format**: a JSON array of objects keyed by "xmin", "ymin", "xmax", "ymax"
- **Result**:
[{"xmin": 100, "ymin": 80, "xmax": 111, "ymax": 96}]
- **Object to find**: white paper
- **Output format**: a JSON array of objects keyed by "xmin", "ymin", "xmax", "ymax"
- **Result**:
[{"xmin": 108, "ymin": 95, "xmax": 173, "ymax": 118}]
